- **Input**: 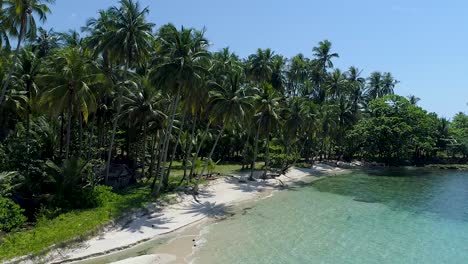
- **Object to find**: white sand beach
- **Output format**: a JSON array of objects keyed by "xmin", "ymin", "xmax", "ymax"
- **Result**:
[{"xmin": 40, "ymin": 165, "xmax": 346, "ymax": 264}]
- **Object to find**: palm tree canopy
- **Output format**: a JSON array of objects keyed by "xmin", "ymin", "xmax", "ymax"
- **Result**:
[
  {"xmin": 152, "ymin": 24, "xmax": 210, "ymax": 98},
  {"xmin": 85, "ymin": 0, "xmax": 155, "ymax": 68},
  {"xmin": 121, "ymin": 77, "xmax": 166, "ymax": 126},
  {"xmin": 1, "ymin": 0, "xmax": 54, "ymax": 41},
  {"xmin": 40, "ymin": 46, "xmax": 103, "ymax": 121},
  {"xmin": 312, "ymin": 40, "xmax": 339, "ymax": 70},
  {"xmin": 208, "ymin": 71, "xmax": 252, "ymax": 125},
  {"xmin": 254, "ymin": 83, "xmax": 282, "ymax": 133},
  {"xmin": 246, "ymin": 48, "xmax": 275, "ymax": 84}
]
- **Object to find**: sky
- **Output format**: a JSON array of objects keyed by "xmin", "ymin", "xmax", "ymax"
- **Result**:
[{"xmin": 43, "ymin": 0, "xmax": 468, "ymax": 118}]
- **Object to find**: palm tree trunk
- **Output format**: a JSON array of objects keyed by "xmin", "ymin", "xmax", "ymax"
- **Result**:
[
  {"xmin": 189, "ymin": 123, "xmax": 211, "ymax": 182},
  {"xmin": 150, "ymin": 134, "xmax": 164, "ymax": 190},
  {"xmin": 60, "ymin": 112, "xmax": 64, "ymax": 158},
  {"xmin": 153, "ymin": 92, "xmax": 181, "ymax": 195},
  {"xmin": 79, "ymin": 114, "xmax": 83, "ymax": 157},
  {"xmin": 0, "ymin": 20, "xmax": 25, "ymax": 105},
  {"xmin": 249, "ymin": 122, "xmax": 261, "ymax": 181},
  {"xmin": 241, "ymin": 132, "xmax": 251, "ymax": 170},
  {"xmin": 87, "ymin": 115, "xmax": 96, "ymax": 161},
  {"xmin": 65, "ymin": 92, "xmax": 73, "ymax": 159},
  {"xmin": 195, "ymin": 122, "xmax": 226, "ymax": 191},
  {"xmin": 105, "ymin": 62, "xmax": 129, "ymax": 184},
  {"xmin": 25, "ymin": 81, "xmax": 31, "ymax": 177},
  {"xmin": 149, "ymin": 130, "xmax": 160, "ymax": 180},
  {"xmin": 141, "ymin": 122, "xmax": 148, "ymax": 178},
  {"xmin": 282, "ymin": 137, "xmax": 291, "ymax": 171},
  {"xmin": 181, "ymin": 116, "xmax": 197, "ymax": 184},
  {"xmin": 163, "ymin": 115, "xmax": 186, "ymax": 189},
  {"xmin": 289, "ymin": 136, "xmax": 308, "ymax": 170},
  {"xmin": 265, "ymin": 128, "xmax": 270, "ymax": 170}
]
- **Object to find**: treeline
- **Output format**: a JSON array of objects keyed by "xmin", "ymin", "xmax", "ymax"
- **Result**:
[{"xmin": 0, "ymin": 0, "xmax": 467, "ymax": 231}]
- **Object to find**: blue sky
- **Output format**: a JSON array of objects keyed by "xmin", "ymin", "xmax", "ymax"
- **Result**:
[{"xmin": 44, "ymin": 0, "xmax": 468, "ymax": 118}]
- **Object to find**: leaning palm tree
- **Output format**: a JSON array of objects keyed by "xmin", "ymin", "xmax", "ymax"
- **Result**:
[
  {"xmin": 40, "ymin": 46, "xmax": 102, "ymax": 159},
  {"xmin": 120, "ymin": 78, "xmax": 165, "ymax": 178},
  {"xmin": 194, "ymin": 71, "xmax": 252, "ymax": 191},
  {"xmin": 88, "ymin": 0, "xmax": 155, "ymax": 183},
  {"xmin": 151, "ymin": 24, "xmax": 210, "ymax": 195},
  {"xmin": 0, "ymin": 0, "xmax": 54, "ymax": 105}
]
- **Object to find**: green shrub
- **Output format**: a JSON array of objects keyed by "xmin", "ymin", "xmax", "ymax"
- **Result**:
[
  {"xmin": 84, "ymin": 185, "xmax": 117, "ymax": 208},
  {"xmin": 0, "ymin": 197, "xmax": 26, "ymax": 232}
]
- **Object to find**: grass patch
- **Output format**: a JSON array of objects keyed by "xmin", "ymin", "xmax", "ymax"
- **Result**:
[
  {"xmin": 0, "ymin": 182, "xmax": 154, "ymax": 261},
  {"xmin": 0, "ymin": 163, "xmax": 245, "ymax": 261}
]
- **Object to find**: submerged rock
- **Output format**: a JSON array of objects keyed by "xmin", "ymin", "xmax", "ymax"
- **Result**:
[{"xmin": 353, "ymin": 197, "xmax": 380, "ymax": 203}]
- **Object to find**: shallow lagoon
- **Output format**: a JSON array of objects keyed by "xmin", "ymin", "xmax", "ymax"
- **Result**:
[{"xmin": 194, "ymin": 169, "xmax": 468, "ymax": 263}]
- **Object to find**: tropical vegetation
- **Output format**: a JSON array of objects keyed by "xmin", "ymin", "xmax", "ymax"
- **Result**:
[{"xmin": 0, "ymin": 0, "xmax": 467, "ymax": 260}]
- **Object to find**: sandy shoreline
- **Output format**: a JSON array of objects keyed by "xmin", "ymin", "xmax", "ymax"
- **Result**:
[{"xmin": 36, "ymin": 164, "xmax": 347, "ymax": 264}]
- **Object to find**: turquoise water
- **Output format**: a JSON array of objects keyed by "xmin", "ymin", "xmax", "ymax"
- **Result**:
[{"xmin": 194, "ymin": 169, "xmax": 468, "ymax": 264}]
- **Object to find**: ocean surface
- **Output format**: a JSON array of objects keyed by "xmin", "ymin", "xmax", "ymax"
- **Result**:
[{"xmin": 194, "ymin": 168, "xmax": 468, "ymax": 264}]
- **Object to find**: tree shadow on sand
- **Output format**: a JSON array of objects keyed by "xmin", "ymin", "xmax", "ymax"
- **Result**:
[
  {"xmin": 182, "ymin": 201, "xmax": 233, "ymax": 218},
  {"xmin": 116, "ymin": 212, "xmax": 175, "ymax": 234}
]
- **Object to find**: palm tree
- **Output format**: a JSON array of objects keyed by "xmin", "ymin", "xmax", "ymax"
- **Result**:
[
  {"xmin": 366, "ymin": 72, "xmax": 398, "ymax": 100},
  {"xmin": 14, "ymin": 47, "xmax": 41, "ymax": 174},
  {"xmin": 40, "ymin": 47, "xmax": 102, "ymax": 159},
  {"xmin": 346, "ymin": 66, "xmax": 366, "ymax": 121},
  {"xmin": 212, "ymin": 47, "xmax": 242, "ymax": 77},
  {"xmin": 33, "ymin": 27, "xmax": 59, "ymax": 57},
  {"xmin": 407, "ymin": 95, "xmax": 420, "ymax": 105},
  {"xmin": 270, "ymin": 55, "xmax": 286, "ymax": 93},
  {"xmin": 120, "ymin": 78, "xmax": 165, "ymax": 178},
  {"xmin": 311, "ymin": 40, "xmax": 338, "ymax": 105},
  {"xmin": 58, "ymin": 29, "xmax": 82, "ymax": 48},
  {"xmin": 287, "ymin": 53, "xmax": 310, "ymax": 96},
  {"xmin": 281, "ymin": 96, "xmax": 307, "ymax": 169},
  {"xmin": 0, "ymin": 13, "xmax": 11, "ymax": 50},
  {"xmin": 194, "ymin": 72, "xmax": 251, "ymax": 190},
  {"xmin": 88, "ymin": 0, "xmax": 155, "ymax": 183},
  {"xmin": 312, "ymin": 40, "xmax": 339, "ymax": 71},
  {"xmin": 249, "ymin": 84, "xmax": 281, "ymax": 180},
  {"xmin": 0, "ymin": 0, "xmax": 54, "ymax": 105},
  {"xmin": 0, "ymin": 88, "xmax": 27, "ymax": 138},
  {"xmin": 246, "ymin": 48, "xmax": 275, "ymax": 84},
  {"xmin": 381, "ymin": 72, "xmax": 398, "ymax": 96},
  {"xmin": 326, "ymin": 69, "xmax": 347, "ymax": 100},
  {"xmin": 366, "ymin": 71, "xmax": 383, "ymax": 100},
  {"xmin": 151, "ymin": 24, "xmax": 210, "ymax": 195}
]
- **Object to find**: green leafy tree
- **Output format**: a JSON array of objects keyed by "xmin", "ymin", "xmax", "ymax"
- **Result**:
[
  {"xmin": 0, "ymin": 0, "xmax": 54, "ymax": 105},
  {"xmin": 348, "ymin": 95, "xmax": 437, "ymax": 164}
]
